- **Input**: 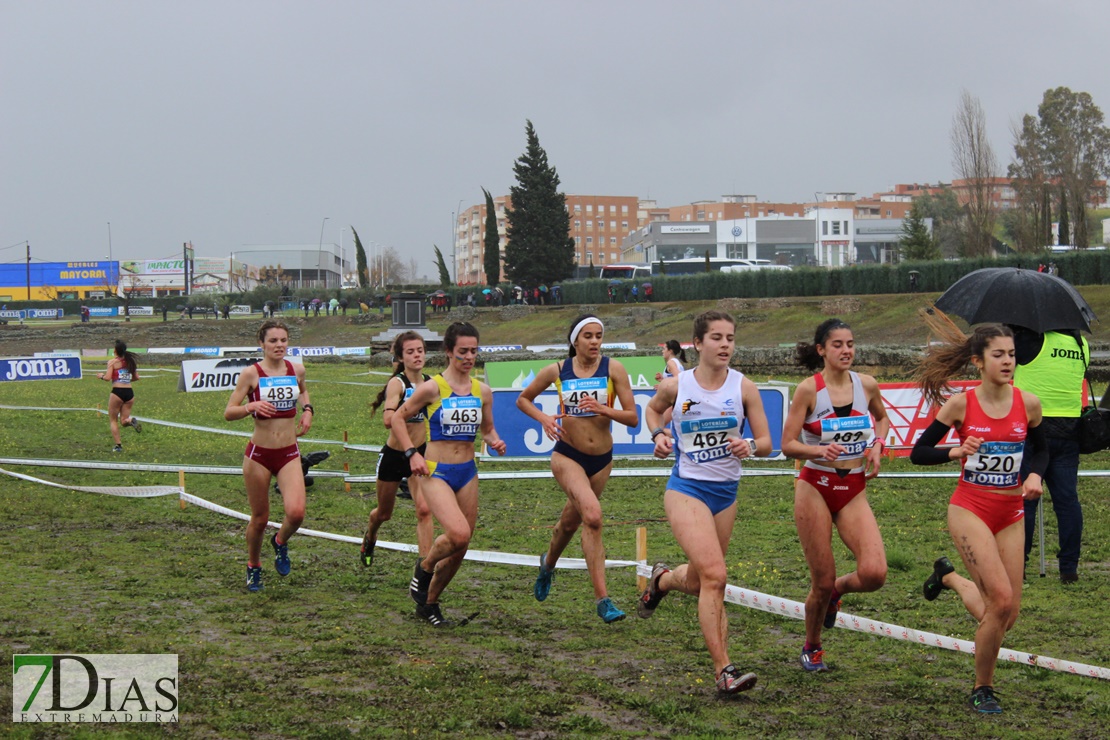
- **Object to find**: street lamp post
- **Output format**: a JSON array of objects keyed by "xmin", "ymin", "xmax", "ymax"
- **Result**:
[
  {"xmin": 339, "ymin": 226, "xmax": 348, "ymax": 287},
  {"xmin": 317, "ymin": 217, "xmax": 330, "ymax": 289},
  {"xmin": 107, "ymin": 222, "xmax": 114, "ymax": 295}
]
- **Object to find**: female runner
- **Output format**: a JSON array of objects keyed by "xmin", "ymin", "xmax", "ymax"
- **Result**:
[
  {"xmin": 910, "ymin": 321, "xmax": 1047, "ymax": 715},
  {"xmin": 781, "ymin": 318, "xmax": 890, "ymax": 673},
  {"xmin": 391, "ymin": 321, "xmax": 506, "ymax": 627},
  {"xmin": 516, "ymin": 314, "xmax": 639, "ymax": 623},
  {"xmin": 224, "ymin": 320, "xmax": 314, "ymax": 593},
  {"xmin": 654, "ymin": 339, "xmax": 687, "ymax": 382},
  {"xmin": 638, "ymin": 310, "xmax": 772, "ymax": 694},
  {"xmin": 361, "ymin": 331, "xmax": 434, "ymax": 566},
  {"xmin": 97, "ymin": 339, "xmax": 142, "ymax": 452}
]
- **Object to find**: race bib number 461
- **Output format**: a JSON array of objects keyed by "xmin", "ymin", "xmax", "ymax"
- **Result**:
[{"xmin": 561, "ymin": 377, "xmax": 608, "ymax": 417}]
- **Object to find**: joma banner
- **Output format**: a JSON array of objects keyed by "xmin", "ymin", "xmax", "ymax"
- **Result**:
[{"xmin": 0, "ymin": 356, "xmax": 82, "ymax": 382}]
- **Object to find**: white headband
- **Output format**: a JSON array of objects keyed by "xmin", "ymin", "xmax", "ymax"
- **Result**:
[{"xmin": 570, "ymin": 318, "xmax": 604, "ymax": 346}]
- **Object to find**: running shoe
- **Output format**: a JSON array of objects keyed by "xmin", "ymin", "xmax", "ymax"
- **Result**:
[
  {"xmin": 360, "ymin": 533, "xmax": 375, "ymax": 568},
  {"xmin": 272, "ymin": 534, "xmax": 291, "ymax": 576},
  {"xmin": 715, "ymin": 664, "xmax": 758, "ymax": 695},
  {"xmin": 823, "ymin": 595, "xmax": 841, "ymax": 629},
  {"xmin": 800, "ymin": 646, "xmax": 829, "ymax": 672},
  {"xmin": 246, "ymin": 565, "xmax": 263, "ymax": 592},
  {"xmin": 534, "ymin": 553, "xmax": 555, "ymax": 602},
  {"xmin": 923, "ymin": 556, "xmax": 956, "ymax": 601},
  {"xmin": 969, "ymin": 685, "xmax": 1002, "ymax": 714},
  {"xmin": 596, "ymin": 597, "xmax": 626, "ymax": 623},
  {"xmin": 130, "ymin": 418, "xmax": 142, "ymax": 433},
  {"xmin": 410, "ymin": 558, "xmax": 433, "ymax": 605},
  {"xmin": 637, "ymin": 562, "xmax": 671, "ymax": 619},
  {"xmin": 415, "ymin": 602, "xmax": 454, "ymax": 628},
  {"xmin": 112, "ymin": 444, "xmax": 123, "ymax": 453}
]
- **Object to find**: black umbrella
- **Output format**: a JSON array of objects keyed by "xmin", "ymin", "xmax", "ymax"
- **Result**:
[{"xmin": 935, "ymin": 267, "xmax": 1096, "ymax": 333}]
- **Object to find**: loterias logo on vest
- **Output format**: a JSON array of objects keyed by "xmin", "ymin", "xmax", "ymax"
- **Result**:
[{"xmin": 12, "ymin": 654, "xmax": 178, "ymax": 723}]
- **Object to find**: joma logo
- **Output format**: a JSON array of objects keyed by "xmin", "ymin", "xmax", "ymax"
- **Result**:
[{"xmin": 3, "ymin": 359, "xmax": 69, "ymax": 380}]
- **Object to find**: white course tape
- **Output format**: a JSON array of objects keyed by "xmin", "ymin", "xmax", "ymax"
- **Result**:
[
  {"xmin": 0, "ymin": 457, "xmax": 347, "ymax": 478},
  {"xmin": 4, "ymin": 463, "xmax": 1107, "ymax": 681},
  {"xmin": 632, "ymin": 564, "xmax": 1110, "ymax": 681},
  {"xmin": 0, "ymin": 466, "xmax": 181, "ymax": 498}
]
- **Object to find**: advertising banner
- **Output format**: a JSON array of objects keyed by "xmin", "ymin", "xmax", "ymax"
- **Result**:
[
  {"xmin": 230, "ymin": 305, "xmax": 252, "ymax": 314},
  {"xmin": 178, "ymin": 357, "xmax": 302, "ymax": 392},
  {"xmin": 125, "ymin": 306, "xmax": 154, "ymax": 316},
  {"xmin": 479, "ymin": 345, "xmax": 523, "ymax": 353},
  {"xmin": 0, "ymin": 262, "xmax": 114, "ymax": 288},
  {"xmin": 491, "ymin": 385, "xmax": 788, "ymax": 458},
  {"xmin": 287, "ymin": 346, "xmax": 336, "ymax": 357},
  {"xmin": 879, "ymin": 380, "xmax": 972, "ymax": 454},
  {"xmin": 88, "ymin": 307, "xmax": 117, "ymax": 317},
  {"xmin": 28, "ymin": 308, "xmax": 64, "ymax": 319},
  {"xmin": 485, "ymin": 357, "xmax": 669, "ymax": 390},
  {"xmin": 0, "ymin": 356, "xmax": 82, "ymax": 382}
]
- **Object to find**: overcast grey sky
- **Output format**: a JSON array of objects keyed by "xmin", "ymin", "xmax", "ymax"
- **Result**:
[{"xmin": 3, "ymin": 1, "xmax": 1107, "ymax": 278}]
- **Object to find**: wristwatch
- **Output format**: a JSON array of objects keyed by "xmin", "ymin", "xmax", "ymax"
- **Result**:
[{"xmin": 404, "ymin": 447, "xmax": 418, "ymax": 460}]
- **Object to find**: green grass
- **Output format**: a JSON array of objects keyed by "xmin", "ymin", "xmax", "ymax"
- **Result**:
[{"xmin": 1, "ymin": 363, "xmax": 1109, "ymax": 738}]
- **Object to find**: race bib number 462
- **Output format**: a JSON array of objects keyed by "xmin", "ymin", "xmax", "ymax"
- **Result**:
[{"xmin": 679, "ymin": 416, "xmax": 740, "ymax": 464}]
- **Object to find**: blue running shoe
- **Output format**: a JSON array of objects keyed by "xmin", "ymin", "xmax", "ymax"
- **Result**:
[
  {"xmin": 800, "ymin": 646, "xmax": 829, "ymax": 672},
  {"xmin": 969, "ymin": 685, "xmax": 1001, "ymax": 714},
  {"xmin": 596, "ymin": 597, "xmax": 625, "ymax": 623},
  {"xmin": 272, "ymin": 534, "xmax": 291, "ymax": 576},
  {"xmin": 534, "ymin": 553, "xmax": 554, "ymax": 602},
  {"xmin": 246, "ymin": 565, "xmax": 263, "ymax": 592}
]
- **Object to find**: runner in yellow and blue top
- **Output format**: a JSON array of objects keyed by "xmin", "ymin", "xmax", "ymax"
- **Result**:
[
  {"xmin": 516, "ymin": 314, "xmax": 638, "ymax": 623},
  {"xmin": 639, "ymin": 310, "xmax": 772, "ymax": 695},
  {"xmin": 781, "ymin": 318, "xmax": 890, "ymax": 673},
  {"xmin": 391, "ymin": 322, "xmax": 506, "ymax": 627}
]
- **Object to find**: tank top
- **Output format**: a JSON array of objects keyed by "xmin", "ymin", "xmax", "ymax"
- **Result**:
[
  {"xmin": 111, "ymin": 363, "xmax": 136, "ymax": 384},
  {"xmin": 664, "ymin": 357, "xmax": 684, "ymax": 378},
  {"xmin": 956, "ymin": 386, "xmax": 1028, "ymax": 493},
  {"xmin": 248, "ymin": 360, "xmax": 300, "ymax": 419},
  {"xmin": 399, "ymin": 372, "xmax": 431, "ymax": 423},
  {"xmin": 671, "ymin": 368, "xmax": 746, "ymax": 482},
  {"xmin": 801, "ymin": 372, "xmax": 874, "ymax": 469},
  {"xmin": 426, "ymin": 374, "xmax": 483, "ymax": 442},
  {"xmin": 556, "ymin": 356, "xmax": 613, "ymax": 419}
]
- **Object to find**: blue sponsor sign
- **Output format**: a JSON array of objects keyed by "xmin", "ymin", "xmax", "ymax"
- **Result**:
[
  {"xmin": 491, "ymin": 386, "xmax": 787, "ymax": 458},
  {"xmin": 27, "ymin": 308, "xmax": 63, "ymax": 319},
  {"xmin": 88, "ymin": 307, "xmax": 118, "ymax": 317},
  {"xmin": 184, "ymin": 346, "xmax": 221, "ymax": 355},
  {"xmin": 287, "ymin": 346, "xmax": 336, "ymax": 357},
  {"xmin": 480, "ymin": 345, "xmax": 523, "ymax": 353},
  {"xmin": 1, "ymin": 356, "xmax": 82, "ymax": 382},
  {"xmin": 0, "ymin": 261, "xmax": 115, "ymax": 288}
]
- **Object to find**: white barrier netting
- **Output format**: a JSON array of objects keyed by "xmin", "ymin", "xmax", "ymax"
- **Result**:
[{"xmin": 2, "ymin": 463, "xmax": 1107, "ymax": 682}]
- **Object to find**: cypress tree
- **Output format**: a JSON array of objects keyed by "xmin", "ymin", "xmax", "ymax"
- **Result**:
[
  {"xmin": 900, "ymin": 201, "xmax": 941, "ymax": 260},
  {"xmin": 482, "ymin": 188, "xmax": 501, "ymax": 286},
  {"xmin": 503, "ymin": 121, "xmax": 575, "ymax": 286},
  {"xmin": 432, "ymin": 245, "xmax": 451, "ymax": 287},
  {"xmin": 351, "ymin": 226, "xmax": 369, "ymax": 288}
]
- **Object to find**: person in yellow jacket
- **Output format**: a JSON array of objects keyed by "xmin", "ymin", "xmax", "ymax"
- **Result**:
[{"xmin": 1009, "ymin": 326, "xmax": 1087, "ymax": 583}]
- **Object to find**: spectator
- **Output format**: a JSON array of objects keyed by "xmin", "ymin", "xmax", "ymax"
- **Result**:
[
  {"xmin": 187, "ymin": 305, "xmax": 194, "ymax": 319},
  {"xmin": 340, "ymin": 298, "xmax": 349, "ymax": 316},
  {"xmin": 223, "ymin": 304, "xmax": 231, "ymax": 320},
  {"xmin": 643, "ymin": 283, "xmax": 653, "ymax": 302},
  {"xmin": 313, "ymin": 300, "xmax": 321, "ymax": 317},
  {"xmin": 631, "ymin": 284, "xmax": 639, "ymax": 302},
  {"xmin": 329, "ymin": 297, "xmax": 339, "ymax": 316},
  {"xmin": 162, "ymin": 304, "xmax": 168, "ymax": 322}
]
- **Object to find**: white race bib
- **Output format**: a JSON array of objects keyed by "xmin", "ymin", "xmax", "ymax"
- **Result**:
[
  {"xmin": 679, "ymin": 415, "xmax": 741, "ymax": 464},
  {"xmin": 562, "ymin": 377, "xmax": 608, "ymax": 417},
  {"xmin": 258, "ymin": 375, "xmax": 299, "ymax": 411},
  {"xmin": 963, "ymin": 441, "xmax": 1024, "ymax": 488},
  {"xmin": 441, "ymin": 396, "xmax": 482, "ymax": 436},
  {"xmin": 819, "ymin": 416, "xmax": 874, "ymax": 458}
]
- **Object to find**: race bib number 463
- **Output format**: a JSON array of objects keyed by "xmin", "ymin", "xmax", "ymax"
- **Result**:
[{"xmin": 441, "ymin": 396, "xmax": 482, "ymax": 436}]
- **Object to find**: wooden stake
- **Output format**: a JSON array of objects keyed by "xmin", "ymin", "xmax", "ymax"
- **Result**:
[
  {"xmin": 636, "ymin": 526, "xmax": 647, "ymax": 591},
  {"xmin": 344, "ymin": 462, "xmax": 351, "ymax": 493},
  {"xmin": 178, "ymin": 470, "xmax": 186, "ymax": 510}
]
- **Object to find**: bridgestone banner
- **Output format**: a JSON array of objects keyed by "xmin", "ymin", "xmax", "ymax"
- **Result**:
[{"xmin": 178, "ymin": 357, "xmax": 301, "ymax": 392}]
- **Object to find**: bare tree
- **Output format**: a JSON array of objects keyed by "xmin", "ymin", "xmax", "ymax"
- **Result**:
[
  {"xmin": 951, "ymin": 90, "xmax": 999, "ymax": 256},
  {"xmin": 1006, "ymin": 115, "xmax": 1052, "ymax": 252}
]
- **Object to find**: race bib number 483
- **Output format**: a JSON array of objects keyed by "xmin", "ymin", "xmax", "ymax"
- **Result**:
[{"xmin": 258, "ymin": 376, "xmax": 299, "ymax": 411}]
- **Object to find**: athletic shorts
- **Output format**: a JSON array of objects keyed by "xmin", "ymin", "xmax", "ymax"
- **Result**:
[
  {"xmin": 427, "ymin": 459, "xmax": 478, "ymax": 493},
  {"xmin": 245, "ymin": 442, "xmax": 301, "ymax": 477},
  {"xmin": 950, "ymin": 485, "xmax": 1025, "ymax": 535},
  {"xmin": 111, "ymin": 387, "xmax": 135, "ymax": 403},
  {"xmin": 797, "ymin": 464, "xmax": 866, "ymax": 515},
  {"xmin": 554, "ymin": 440, "xmax": 613, "ymax": 478},
  {"xmin": 666, "ymin": 473, "xmax": 738, "ymax": 516},
  {"xmin": 376, "ymin": 443, "xmax": 427, "ymax": 483}
]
